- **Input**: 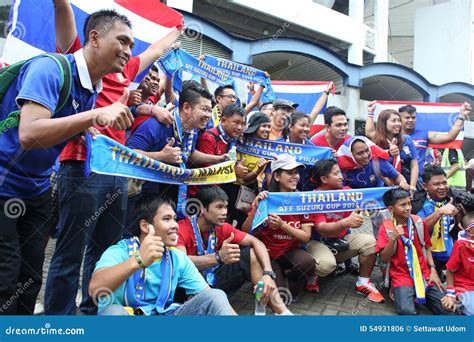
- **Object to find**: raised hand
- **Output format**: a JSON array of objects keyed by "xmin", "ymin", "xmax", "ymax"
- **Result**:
[
  {"xmin": 139, "ymin": 224, "xmax": 165, "ymax": 267},
  {"xmin": 218, "ymin": 233, "xmax": 240, "ymax": 264},
  {"xmin": 94, "ymin": 88, "xmax": 134, "ymax": 130}
]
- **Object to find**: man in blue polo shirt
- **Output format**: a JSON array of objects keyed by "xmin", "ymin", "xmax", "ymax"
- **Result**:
[
  {"xmin": 125, "ymin": 81, "xmax": 229, "ymax": 234},
  {"xmin": 0, "ymin": 10, "xmax": 135, "ymax": 315}
]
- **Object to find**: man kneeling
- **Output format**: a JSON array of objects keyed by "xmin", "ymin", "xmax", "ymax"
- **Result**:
[
  {"xmin": 177, "ymin": 187, "xmax": 292, "ymax": 315},
  {"xmin": 89, "ymin": 195, "xmax": 235, "ymax": 315}
]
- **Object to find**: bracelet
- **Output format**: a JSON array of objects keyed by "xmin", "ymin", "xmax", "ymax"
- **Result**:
[
  {"xmin": 457, "ymin": 116, "xmax": 465, "ymax": 121},
  {"xmin": 367, "ymin": 112, "xmax": 374, "ymax": 118},
  {"xmin": 446, "ymin": 289, "xmax": 456, "ymax": 298},
  {"xmin": 428, "ymin": 264, "xmax": 436, "ymax": 269},
  {"xmin": 134, "ymin": 250, "xmax": 146, "ymax": 268},
  {"xmin": 215, "ymin": 251, "xmax": 223, "ymax": 265},
  {"xmin": 323, "ymin": 90, "xmax": 329, "ymax": 94}
]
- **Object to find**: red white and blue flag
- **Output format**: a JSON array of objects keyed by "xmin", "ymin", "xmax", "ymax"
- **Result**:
[
  {"xmin": 375, "ymin": 101, "xmax": 463, "ymax": 149},
  {"xmin": 270, "ymin": 81, "xmax": 335, "ymax": 136},
  {"xmin": 2, "ymin": 0, "xmax": 183, "ymax": 66}
]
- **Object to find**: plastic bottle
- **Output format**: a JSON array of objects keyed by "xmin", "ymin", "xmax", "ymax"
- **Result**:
[
  {"xmin": 227, "ymin": 146, "xmax": 237, "ymax": 161},
  {"xmin": 254, "ymin": 281, "xmax": 266, "ymax": 316}
]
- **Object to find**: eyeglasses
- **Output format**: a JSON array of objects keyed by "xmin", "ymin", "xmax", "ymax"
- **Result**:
[{"xmin": 219, "ymin": 94, "xmax": 238, "ymax": 100}]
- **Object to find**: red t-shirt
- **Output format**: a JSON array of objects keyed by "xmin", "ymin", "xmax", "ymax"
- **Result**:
[
  {"xmin": 195, "ymin": 127, "xmax": 229, "ymax": 166},
  {"xmin": 310, "ymin": 133, "xmax": 350, "ymax": 151},
  {"xmin": 177, "ymin": 217, "xmax": 247, "ymax": 255},
  {"xmin": 376, "ymin": 217, "xmax": 432, "ymax": 288},
  {"xmin": 446, "ymin": 240, "xmax": 474, "ymax": 294},
  {"xmin": 58, "ymin": 36, "xmax": 141, "ymax": 161},
  {"xmin": 256, "ymin": 214, "xmax": 313, "ymax": 260},
  {"xmin": 313, "ymin": 185, "xmax": 352, "ymax": 238}
]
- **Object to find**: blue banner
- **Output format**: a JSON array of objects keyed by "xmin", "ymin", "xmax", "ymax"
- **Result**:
[
  {"xmin": 237, "ymin": 138, "xmax": 332, "ymax": 165},
  {"xmin": 85, "ymin": 135, "xmax": 236, "ymax": 185},
  {"xmin": 252, "ymin": 187, "xmax": 395, "ymax": 230},
  {"xmin": 159, "ymin": 49, "xmax": 232, "ymax": 92},
  {"xmin": 204, "ymin": 55, "xmax": 274, "ymax": 101}
]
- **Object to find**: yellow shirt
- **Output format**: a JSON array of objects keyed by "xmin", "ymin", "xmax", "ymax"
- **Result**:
[{"xmin": 236, "ymin": 151, "xmax": 266, "ymax": 188}]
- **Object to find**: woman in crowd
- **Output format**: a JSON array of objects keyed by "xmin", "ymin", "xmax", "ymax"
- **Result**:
[{"xmin": 243, "ymin": 154, "xmax": 315, "ymax": 302}]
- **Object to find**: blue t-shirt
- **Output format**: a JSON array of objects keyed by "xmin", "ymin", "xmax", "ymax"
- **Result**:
[
  {"xmin": 388, "ymin": 135, "xmax": 418, "ymax": 165},
  {"xmin": 0, "ymin": 54, "xmax": 97, "ymax": 199},
  {"xmin": 94, "ymin": 239, "xmax": 208, "ymax": 313},
  {"xmin": 126, "ymin": 117, "xmax": 198, "ymax": 193},
  {"xmin": 343, "ymin": 159, "xmax": 399, "ymax": 189},
  {"xmin": 409, "ymin": 129, "xmax": 429, "ymax": 175}
]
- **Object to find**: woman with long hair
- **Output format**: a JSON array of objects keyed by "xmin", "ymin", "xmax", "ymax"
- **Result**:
[
  {"xmin": 372, "ymin": 109, "xmax": 419, "ymax": 193},
  {"xmin": 243, "ymin": 154, "xmax": 315, "ymax": 302}
]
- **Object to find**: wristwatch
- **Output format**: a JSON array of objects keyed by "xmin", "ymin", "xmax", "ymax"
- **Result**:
[
  {"xmin": 263, "ymin": 270, "xmax": 276, "ymax": 279},
  {"xmin": 215, "ymin": 251, "xmax": 224, "ymax": 265}
]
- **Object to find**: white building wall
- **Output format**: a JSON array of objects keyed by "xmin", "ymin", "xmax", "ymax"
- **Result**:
[{"xmin": 413, "ymin": 1, "xmax": 473, "ymax": 85}]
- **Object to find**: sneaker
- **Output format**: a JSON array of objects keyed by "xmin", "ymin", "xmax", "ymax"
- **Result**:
[
  {"xmin": 305, "ymin": 275, "xmax": 320, "ymax": 293},
  {"xmin": 355, "ymin": 282, "xmax": 385, "ymax": 303}
]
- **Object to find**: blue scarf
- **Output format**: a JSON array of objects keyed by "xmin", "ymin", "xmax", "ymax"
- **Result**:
[
  {"xmin": 216, "ymin": 123, "xmax": 237, "ymax": 150},
  {"xmin": 190, "ymin": 215, "xmax": 219, "ymax": 286},
  {"xmin": 399, "ymin": 217, "xmax": 427, "ymax": 304},
  {"xmin": 173, "ymin": 109, "xmax": 196, "ymax": 219},
  {"xmin": 426, "ymin": 196, "xmax": 454, "ymax": 261},
  {"xmin": 124, "ymin": 237, "xmax": 180, "ymax": 315}
]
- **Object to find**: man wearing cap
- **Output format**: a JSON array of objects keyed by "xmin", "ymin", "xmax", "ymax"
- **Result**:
[{"xmin": 269, "ymin": 99, "xmax": 298, "ymax": 140}]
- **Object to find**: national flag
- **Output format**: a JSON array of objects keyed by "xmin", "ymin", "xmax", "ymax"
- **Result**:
[
  {"xmin": 264, "ymin": 81, "xmax": 334, "ymax": 136},
  {"xmin": 375, "ymin": 101, "xmax": 463, "ymax": 149},
  {"xmin": 2, "ymin": 0, "xmax": 183, "ymax": 69},
  {"xmin": 336, "ymin": 136, "xmax": 390, "ymax": 171}
]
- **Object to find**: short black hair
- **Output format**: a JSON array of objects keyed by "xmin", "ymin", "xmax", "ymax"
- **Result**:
[
  {"xmin": 195, "ymin": 187, "xmax": 229, "ymax": 210},
  {"xmin": 323, "ymin": 106, "xmax": 346, "ymax": 125},
  {"xmin": 214, "ymin": 85, "xmax": 235, "ymax": 98},
  {"xmin": 83, "ymin": 9, "xmax": 132, "ymax": 45},
  {"xmin": 383, "ymin": 188, "xmax": 411, "ymax": 207},
  {"xmin": 422, "ymin": 165, "xmax": 446, "ymax": 184},
  {"xmin": 462, "ymin": 211, "xmax": 474, "ymax": 228},
  {"xmin": 312, "ymin": 159, "xmax": 338, "ymax": 187},
  {"xmin": 398, "ymin": 105, "xmax": 417, "ymax": 114},
  {"xmin": 150, "ymin": 65, "xmax": 159, "ymax": 73},
  {"xmin": 130, "ymin": 194, "xmax": 176, "ymax": 237},
  {"xmin": 222, "ymin": 103, "xmax": 246, "ymax": 118},
  {"xmin": 179, "ymin": 80, "xmax": 213, "ymax": 109}
]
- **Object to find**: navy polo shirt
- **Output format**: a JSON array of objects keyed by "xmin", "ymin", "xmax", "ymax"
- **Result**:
[
  {"xmin": 0, "ymin": 52, "xmax": 99, "ymax": 199},
  {"xmin": 343, "ymin": 159, "xmax": 399, "ymax": 189}
]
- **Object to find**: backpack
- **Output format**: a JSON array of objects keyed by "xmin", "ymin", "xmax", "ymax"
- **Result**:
[
  {"xmin": 0, "ymin": 53, "xmax": 72, "ymax": 136},
  {"xmin": 379, "ymin": 214, "xmax": 426, "ymax": 288}
]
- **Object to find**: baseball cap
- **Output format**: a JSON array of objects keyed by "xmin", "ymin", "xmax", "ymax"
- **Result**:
[
  {"xmin": 270, "ymin": 154, "xmax": 305, "ymax": 173},
  {"xmin": 244, "ymin": 112, "xmax": 270, "ymax": 134},
  {"xmin": 273, "ymin": 99, "xmax": 299, "ymax": 109}
]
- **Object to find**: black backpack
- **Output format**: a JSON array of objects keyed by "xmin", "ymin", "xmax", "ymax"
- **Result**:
[{"xmin": 0, "ymin": 53, "xmax": 72, "ymax": 135}]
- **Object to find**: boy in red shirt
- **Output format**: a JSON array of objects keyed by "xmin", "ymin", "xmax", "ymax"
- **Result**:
[
  {"xmin": 377, "ymin": 188, "xmax": 452, "ymax": 315},
  {"xmin": 442, "ymin": 212, "xmax": 474, "ymax": 315}
]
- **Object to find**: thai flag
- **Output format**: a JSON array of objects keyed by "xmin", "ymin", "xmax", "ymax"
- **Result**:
[
  {"xmin": 337, "ymin": 136, "xmax": 391, "ymax": 172},
  {"xmin": 375, "ymin": 101, "xmax": 463, "ymax": 149},
  {"xmin": 271, "ymin": 81, "xmax": 334, "ymax": 136},
  {"xmin": 2, "ymin": 0, "xmax": 183, "ymax": 66}
]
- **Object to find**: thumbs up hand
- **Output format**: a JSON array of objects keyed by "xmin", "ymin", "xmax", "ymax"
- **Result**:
[
  {"xmin": 139, "ymin": 224, "xmax": 165, "ymax": 267},
  {"xmin": 218, "ymin": 232, "xmax": 240, "ymax": 265},
  {"xmin": 158, "ymin": 137, "xmax": 182, "ymax": 165},
  {"xmin": 439, "ymin": 198, "xmax": 458, "ymax": 216},
  {"xmin": 93, "ymin": 88, "xmax": 134, "ymax": 130}
]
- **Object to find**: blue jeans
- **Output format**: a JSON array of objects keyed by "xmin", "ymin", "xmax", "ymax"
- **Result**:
[
  {"xmin": 99, "ymin": 289, "xmax": 234, "ymax": 316},
  {"xmin": 44, "ymin": 162, "xmax": 127, "ymax": 315},
  {"xmin": 460, "ymin": 291, "xmax": 474, "ymax": 316},
  {"xmin": 394, "ymin": 285, "xmax": 454, "ymax": 315}
]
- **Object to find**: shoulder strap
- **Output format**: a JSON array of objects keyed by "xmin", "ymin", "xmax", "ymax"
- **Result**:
[
  {"xmin": 380, "ymin": 218, "xmax": 397, "ymax": 288},
  {"xmin": 411, "ymin": 214, "xmax": 427, "ymax": 257},
  {"xmin": 43, "ymin": 53, "xmax": 72, "ymax": 113}
]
